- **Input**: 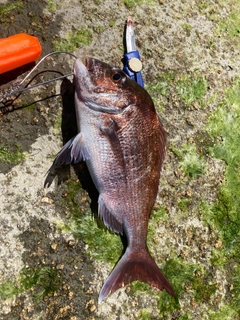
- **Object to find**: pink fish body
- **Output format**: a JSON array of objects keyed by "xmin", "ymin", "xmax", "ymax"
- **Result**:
[{"xmin": 46, "ymin": 58, "xmax": 175, "ymax": 302}]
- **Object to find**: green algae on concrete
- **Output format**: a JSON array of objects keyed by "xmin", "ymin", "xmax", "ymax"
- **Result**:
[
  {"xmin": 147, "ymin": 206, "xmax": 169, "ymax": 253},
  {"xmin": 53, "ymin": 29, "xmax": 92, "ymax": 52},
  {"xmin": 146, "ymin": 72, "xmax": 175, "ymax": 96},
  {"xmin": 122, "ymin": 0, "xmax": 158, "ymax": 9},
  {"xmin": 201, "ymin": 78, "xmax": 240, "ymax": 318},
  {"xmin": 52, "ymin": 114, "xmax": 62, "ymax": 135},
  {"xmin": 178, "ymin": 314, "xmax": 192, "ymax": 320},
  {"xmin": 0, "ymin": 143, "xmax": 26, "ymax": 165},
  {"xmin": 176, "ymin": 74, "xmax": 207, "ymax": 106},
  {"xmin": 146, "ymin": 72, "xmax": 175, "ymax": 112},
  {"xmin": 136, "ymin": 308, "xmax": 152, "ymax": 320},
  {"xmin": 146, "ymin": 71, "xmax": 207, "ymax": 111},
  {"xmin": 206, "ymin": 78, "xmax": 240, "ymax": 252},
  {"xmin": 216, "ymin": 9, "xmax": 240, "ymax": 39},
  {"xmin": 0, "ymin": 0, "xmax": 23, "ymax": 18},
  {"xmin": 46, "ymin": 0, "xmax": 58, "ymax": 12},
  {"xmin": 170, "ymin": 143, "xmax": 206, "ymax": 178},
  {"xmin": 0, "ymin": 266, "xmax": 60, "ymax": 301},
  {"xmin": 181, "ymin": 23, "xmax": 192, "ymax": 35}
]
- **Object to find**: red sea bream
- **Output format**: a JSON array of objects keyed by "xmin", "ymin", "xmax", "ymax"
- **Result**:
[{"xmin": 46, "ymin": 58, "xmax": 175, "ymax": 302}]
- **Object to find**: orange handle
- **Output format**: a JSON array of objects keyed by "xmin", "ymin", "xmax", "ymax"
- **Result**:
[{"xmin": 0, "ymin": 33, "xmax": 42, "ymax": 74}]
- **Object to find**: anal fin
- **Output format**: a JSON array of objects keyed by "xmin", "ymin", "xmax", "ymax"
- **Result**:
[{"xmin": 98, "ymin": 195, "xmax": 123, "ymax": 234}]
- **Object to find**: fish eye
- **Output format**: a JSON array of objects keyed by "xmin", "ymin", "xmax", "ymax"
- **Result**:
[{"xmin": 112, "ymin": 72, "xmax": 122, "ymax": 82}]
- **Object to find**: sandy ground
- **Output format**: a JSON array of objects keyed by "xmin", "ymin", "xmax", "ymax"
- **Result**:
[{"xmin": 0, "ymin": 0, "xmax": 239, "ymax": 319}]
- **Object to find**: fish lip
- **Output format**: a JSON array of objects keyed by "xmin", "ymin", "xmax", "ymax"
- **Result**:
[{"xmin": 73, "ymin": 58, "xmax": 88, "ymax": 76}]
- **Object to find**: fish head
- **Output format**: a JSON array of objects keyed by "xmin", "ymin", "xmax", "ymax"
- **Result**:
[{"xmin": 74, "ymin": 57, "xmax": 153, "ymax": 114}]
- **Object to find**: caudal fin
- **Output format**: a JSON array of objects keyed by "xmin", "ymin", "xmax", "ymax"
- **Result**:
[{"xmin": 99, "ymin": 248, "xmax": 176, "ymax": 302}]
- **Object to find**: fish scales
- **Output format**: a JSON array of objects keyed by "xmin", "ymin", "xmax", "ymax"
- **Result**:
[{"xmin": 45, "ymin": 57, "xmax": 175, "ymax": 302}]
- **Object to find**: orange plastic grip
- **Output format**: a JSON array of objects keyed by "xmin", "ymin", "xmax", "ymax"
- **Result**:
[{"xmin": 0, "ymin": 33, "xmax": 42, "ymax": 74}]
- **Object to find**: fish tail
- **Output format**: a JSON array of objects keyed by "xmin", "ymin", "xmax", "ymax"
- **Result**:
[{"xmin": 98, "ymin": 247, "xmax": 176, "ymax": 302}]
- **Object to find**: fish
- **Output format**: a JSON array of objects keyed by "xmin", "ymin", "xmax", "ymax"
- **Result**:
[{"xmin": 45, "ymin": 57, "xmax": 176, "ymax": 302}]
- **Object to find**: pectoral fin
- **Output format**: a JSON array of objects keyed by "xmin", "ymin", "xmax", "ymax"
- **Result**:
[
  {"xmin": 44, "ymin": 133, "xmax": 90, "ymax": 187},
  {"xmin": 70, "ymin": 132, "xmax": 90, "ymax": 163}
]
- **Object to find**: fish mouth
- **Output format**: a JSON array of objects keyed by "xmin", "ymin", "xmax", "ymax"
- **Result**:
[
  {"xmin": 84, "ymin": 100, "xmax": 122, "ymax": 114},
  {"xmin": 73, "ymin": 57, "xmax": 97, "ymax": 74}
]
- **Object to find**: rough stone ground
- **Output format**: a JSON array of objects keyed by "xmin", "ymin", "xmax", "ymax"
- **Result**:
[{"xmin": 0, "ymin": 0, "xmax": 239, "ymax": 319}]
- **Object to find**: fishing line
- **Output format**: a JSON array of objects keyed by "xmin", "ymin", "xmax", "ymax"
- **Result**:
[{"xmin": 0, "ymin": 51, "xmax": 77, "ymax": 104}]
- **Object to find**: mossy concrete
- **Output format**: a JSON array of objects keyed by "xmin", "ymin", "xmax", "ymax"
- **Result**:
[{"xmin": 0, "ymin": 0, "xmax": 240, "ymax": 319}]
